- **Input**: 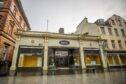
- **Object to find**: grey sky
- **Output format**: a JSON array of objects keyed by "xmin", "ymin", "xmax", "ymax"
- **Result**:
[{"xmin": 21, "ymin": 0, "xmax": 126, "ymax": 33}]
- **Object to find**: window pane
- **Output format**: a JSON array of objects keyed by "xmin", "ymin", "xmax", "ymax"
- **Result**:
[
  {"xmin": 114, "ymin": 28, "xmax": 119, "ymax": 36},
  {"xmin": 121, "ymin": 29, "xmax": 125, "ymax": 37},
  {"xmin": 104, "ymin": 40, "xmax": 108, "ymax": 48},
  {"xmin": 8, "ymin": 20, "xmax": 15, "ymax": 35},
  {"xmin": 111, "ymin": 20, "xmax": 115, "ymax": 25},
  {"xmin": 108, "ymin": 28, "xmax": 112, "ymax": 35},
  {"xmin": 118, "ymin": 20, "xmax": 122, "ymax": 26},
  {"xmin": 118, "ymin": 40, "xmax": 122, "ymax": 49},
  {"xmin": 100, "ymin": 27, "xmax": 105, "ymax": 34},
  {"xmin": 111, "ymin": 40, "xmax": 116, "ymax": 48}
]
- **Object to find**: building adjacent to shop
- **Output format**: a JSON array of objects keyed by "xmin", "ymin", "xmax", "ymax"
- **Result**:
[
  {"xmin": 95, "ymin": 15, "xmax": 126, "ymax": 68},
  {"xmin": 0, "ymin": 0, "xmax": 30, "ymax": 75}
]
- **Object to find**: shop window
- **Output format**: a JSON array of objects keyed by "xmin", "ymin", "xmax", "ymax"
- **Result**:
[
  {"xmin": 121, "ymin": 29, "xmax": 126, "ymax": 37},
  {"xmin": 108, "ymin": 28, "xmax": 112, "ymax": 35},
  {"xmin": 120, "ymin": 54, "xmax": 126, "ymax": 64},
  {"xmin": 48, "ymin": 48, "xmax": 55, "ymax": 68},
  {"xmin": 8, "ymin": 20, "xmax": 15, "ymax": 35},
  {"xmin": 107, "ymin": 56, "xmax": 113, "ymax": 64},
  {"xmin": 85, "ymin": 56, "xmax": 101, "ymax": 65},
  {"xmin": 100, "ymin": 27, "xmax": 105, "ymax": 34},
  {"xmin": 118, "ymin": 40, "xmax": 122, "ymax": 49},
  {"xmin": 113, "ymin": 55, "xmax": 120, "ymax": 64},
  {"xmin": 18, "ymin": 56, "xmax": 39, "ymax": 67},
  {"xmin": 107, "ymin": 54, "xmax": 119, "ymax": 65},
  {"xmin": 18, "ymin": 47, "xmax": 43, "ymax": 67},
  {"xmin": 48, "ymin": 48, "xmax": 80, "ymax": 68},
  {"xmin": 0, "ymin": 0, "xmax": 4, "ymax": 7},
  {"xmin": 114, "ymin": 28, "xmax": 119, "ymax": 36},
  {"xmin": 111, "ymin": 40, "xmax": 116, "ymax": 48}
]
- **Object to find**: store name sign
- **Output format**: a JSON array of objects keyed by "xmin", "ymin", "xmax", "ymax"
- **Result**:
[{"xmin": 59, "ymin": 40, "xmax": 70, "ymax": 45}]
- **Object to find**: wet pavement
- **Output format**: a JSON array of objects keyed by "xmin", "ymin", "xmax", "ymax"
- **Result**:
[{"xmin": 0, "ymin": 70, "xmax": 126, "ymax": 84}]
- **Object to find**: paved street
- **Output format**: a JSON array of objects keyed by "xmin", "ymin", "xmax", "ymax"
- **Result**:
[{"xmin": 0, "ymin": 71, "xmax": 126, "ymax": 84}]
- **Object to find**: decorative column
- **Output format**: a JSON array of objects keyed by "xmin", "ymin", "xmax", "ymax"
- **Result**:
[
  {"xmin": 43, "ymin": 37, "xmax": 48, "ymax": 71},
  {"xmin": 99, "ymin": 42, "xmax": 108, "ymax": 69},
  {"xmin": 10, "ymin": 36, "xmax": 20, "ymax": 72},
  {"xmin": 117, "ymin": 54, "xmax": 122, "ymax": 67},
  {"xmin": 112, "ymin": 56, "xmax": 115, "ymax": 64},
  {"xmin": 79, "ymin": 41, "xmax": 86, "ymax": 69}
]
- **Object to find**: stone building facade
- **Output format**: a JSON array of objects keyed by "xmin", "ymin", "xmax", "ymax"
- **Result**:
[
  {"xmin": 10, "ymin": 31, "xmax": 107, "ymax": 74},
  {"xmin": 10, "ymin": 14, "xmax": 126, "ymax": 75},
  {"xmin": 0, "ymin": 0, "xmax": 30, "ymax": 75},
  {"xmin": 76, "ymin": 15, "xmax": 126, "ymax": 69},
  {"xmin": 95, "ymin": 15, "xmax": 126, "ymax": 68},
  {"xmin": 0, "ymin": 0, "xmax": 30, "ymax": 63}
]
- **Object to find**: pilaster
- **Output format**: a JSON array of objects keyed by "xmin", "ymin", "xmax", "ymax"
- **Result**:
[
  {"xmin": 99, "ymin": 43, "xmax": 108, "ymax": 68},
  {"xmin": 79, "ymin": 41, "xmax": 86, "ymax": 69},
  {"xmin": 43, "ymin": 37, "xmax": 48, "ymax": 71}
]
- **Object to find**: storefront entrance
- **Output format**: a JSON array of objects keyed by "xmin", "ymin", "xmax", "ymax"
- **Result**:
[
  {"xmin": 55, "ymin": 50, "xmax": 69, "ymax": 67},
  {"xmin": 55, "ymin": 56, "xmax": 68, "ymax": 67},
  {"xmin": 48, "ymin": 48, "xmax": 80, "ymax": 69}
]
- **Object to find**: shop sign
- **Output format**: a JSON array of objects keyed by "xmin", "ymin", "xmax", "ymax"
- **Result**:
[
  {"xmin": 59, "ymin": 40, "xmax": 70, "ymax": 45},
  {"xmin": 55, "ymin": 51, "xmax": 68, "ymax": 56}
]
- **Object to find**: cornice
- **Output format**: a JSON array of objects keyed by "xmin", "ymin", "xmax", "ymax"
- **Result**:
[
  {"xmin": 1, "ymin": 31, "xmax": 15, "ymax": 43},
  {"xmin": 16, "ymin": 31, "xmax": 101, "ymax": 41},
  {"xmin": 15, "ymin": 0, "xmax": 31, "ymax": 30},
  {"xmin": 105, "ymin": 49, "xmax": 126, "ymax": 52}
]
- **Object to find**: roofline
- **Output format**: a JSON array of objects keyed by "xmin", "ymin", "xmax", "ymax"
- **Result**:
[
  {"xmin": 15, "ymin": 0, "xmax": 31, "ymax": 30},
  {"xmin": 16, "ymin": 31, "xmax": 100, "ymax": 41}
]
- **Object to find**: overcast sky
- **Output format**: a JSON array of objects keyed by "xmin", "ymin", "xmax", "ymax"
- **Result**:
[{"xmin": 21, "ymin": 0, "xmax": 126, "ymax": 33}]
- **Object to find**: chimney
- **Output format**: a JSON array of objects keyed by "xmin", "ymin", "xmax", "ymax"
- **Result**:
[
  {"xmin": 59, "ymin": 28, "xmax": 64, "ymax": 34},
  {"xmin": 83, "ymin": 17, "xmax": 88, "ymax": 23}
]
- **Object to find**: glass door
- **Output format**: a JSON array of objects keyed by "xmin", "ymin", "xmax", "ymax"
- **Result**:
[{"xmin": 55, "ymin": 51, "xmax": 69, "ymax": 67}]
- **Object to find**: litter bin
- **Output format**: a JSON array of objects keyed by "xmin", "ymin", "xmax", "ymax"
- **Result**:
[{"xmin": 0, "ymin": 61, "xmax": 11, "ymax": 76}]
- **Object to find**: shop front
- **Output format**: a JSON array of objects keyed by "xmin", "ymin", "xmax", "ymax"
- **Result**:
[
  {"xmin": 15, "ymin": 46, "xmax": 43, "ymax": 74},
  {"xmin": 107, "ymin": 51, "xmax": 126, "ymax": 68},
  {"xmin": 48, "ymin": 48, "xmax": 80, "ymax": 70},
  {"xmin": 84, "ymin": 49, "xmax": 102, "ymax": 69},
  {"xmin": 10, "ymin": 31, "xmax": 102, "ymax": 75},
  {"xmin": 120, "ymin": 54, "xmax": 126, "ymax": 67}
]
